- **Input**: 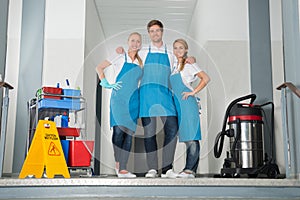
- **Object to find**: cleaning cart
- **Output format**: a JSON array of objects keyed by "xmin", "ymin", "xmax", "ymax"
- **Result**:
[{"xmin": 27, "ymin": 86, "xmax": 94, "ymax": 177}]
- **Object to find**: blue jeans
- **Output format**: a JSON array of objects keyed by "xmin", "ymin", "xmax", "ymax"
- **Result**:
[
  {"xmin": 183, "ymin": 140, "xmax": 200, "ymax": 173},
  {"xmin": 142, "ymin": 116, "xmax": 178, "ymax": 174},
  {"xmin": 112, "ymin": 126, "xmax": 133, "ymax": 170}
]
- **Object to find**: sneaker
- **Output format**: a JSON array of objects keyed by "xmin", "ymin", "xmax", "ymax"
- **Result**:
[
  {"xmin": 145, "ymin": 169, "xmax": 158, "ymax": 178},
  {"xmin": 177, "ymin": 171, "xmax": 195, "ymax": 179},
  {"xmin": 117, "ymin": 171, "xmax": 136, "ymax": 178},
  {"xmin": 161, "ymin": 169, "xmax": 178, "ymax": 178}
]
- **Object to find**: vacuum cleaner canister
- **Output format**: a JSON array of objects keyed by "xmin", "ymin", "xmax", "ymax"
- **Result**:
[{"xmin": 228, "ymin": 103, "xmax": 264, "ymax": 169}]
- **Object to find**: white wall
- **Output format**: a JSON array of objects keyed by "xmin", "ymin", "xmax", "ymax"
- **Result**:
[
  {"xmin": 189, "ymin": 0, "xmax": 249, "ymax": 43},
  {"xmin": 188, "ymin": 0, "xmax": 251, "ymax": 174},
  {"xmin": 43, "ymin": 0, "xmax": 85, "ymax": 89}
]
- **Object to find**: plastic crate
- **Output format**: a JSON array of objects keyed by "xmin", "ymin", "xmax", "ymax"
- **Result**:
[
  {"xmin": 63, "ymin": 89, "xmax": 81, "ymax": 97},
  {"xmin": 37, "ymin": 87, "xmax": 62, "ymax": 100},
  {"xmin": 68, "ymin": 140, "xmax": 94, "ymax": 167},
  {"xmin": 38, "ymin": 98, "xmax": 80, "ymax": 110},
  {"xmin": 57, "ymin": 127, "xmax": 80, "ymax": 137},
  {"xmin": 63, "ymin": 89, "xmax": 81, "ymax": 104}
]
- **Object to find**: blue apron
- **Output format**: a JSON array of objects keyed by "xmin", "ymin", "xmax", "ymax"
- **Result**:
[
  {"xmin": 170, "ymin": 72, "xmax": 201, "ymax": 142},
  {"xmin": 139, "ymin": 45, "xmax": 176, "ymax": 117},
  {"xmin": 110, "ymin": 54, "xmax": 142, "ymax": 132}
]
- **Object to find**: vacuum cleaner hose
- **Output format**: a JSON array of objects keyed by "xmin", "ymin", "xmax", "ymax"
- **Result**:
[{"xmin": 214, "ymin": 131, "xmax": 226, "ymax": 158}]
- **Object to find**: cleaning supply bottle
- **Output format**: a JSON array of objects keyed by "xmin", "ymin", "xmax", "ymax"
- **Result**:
[
  {"xmin": 61, "ymin": 112, "xmax": 69, "ymax": 128},
  {"xmin": 54, "ymin": 114, "xmax": 62, "ymax": 127}
]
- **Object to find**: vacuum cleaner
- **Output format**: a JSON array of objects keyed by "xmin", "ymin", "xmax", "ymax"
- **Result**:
[{"xmin": 214, "ymin": 94, "xmax": 280, "ymax": 178}]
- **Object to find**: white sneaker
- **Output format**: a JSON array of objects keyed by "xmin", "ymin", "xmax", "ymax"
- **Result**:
[
  {"xmin": 117, "ymin": 171, "xmax": 136, "ymax": 178},
  {"xmin": 161, "ymin": 169, "xmax": 178, "ymax": 178},
  {"xmin": 145, "ymin": 169, "xmax": 158, "ymax": 178},
  {"xmin": 177, "ymin": 171, "xmax": 195, "ymax": 179}
]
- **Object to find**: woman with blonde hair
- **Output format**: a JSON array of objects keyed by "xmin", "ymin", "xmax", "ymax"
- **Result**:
[
  {"xmin": 96, "ymin": 32, "xmax": 143, "ymax": 178},
  {"xmin": 170, "ymin": 38, "xmax": 210, "ymax": 178}
]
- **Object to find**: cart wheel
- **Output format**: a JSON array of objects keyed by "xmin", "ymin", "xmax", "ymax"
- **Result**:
[
  {"xmin": 267, "ymin": 166, "xmax": 278, "ymax": 178},
  {"xmin": 221, "ymin": 173, "xmax": 232, "ymax": 178},
  {"xmin": 87, "ymin": 168, "xmax": 93, "ymax": 177}
]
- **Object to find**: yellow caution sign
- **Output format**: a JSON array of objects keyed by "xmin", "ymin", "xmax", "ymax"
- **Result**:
[{"xmin": 19, "ymin": 120, "xmax": 70, "ymax": 178}]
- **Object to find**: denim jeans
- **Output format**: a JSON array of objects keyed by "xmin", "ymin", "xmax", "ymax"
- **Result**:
[
  {"xmin": 142, "ymin": 116, "xmax": 178, "ymax": 174},
  {"xmin": 112, "ymin": 126, "xmax": 133, "ymax": 170},
  {"xmin": 183, "ymin": 140, "xmax": 200, "ymax": 173}
]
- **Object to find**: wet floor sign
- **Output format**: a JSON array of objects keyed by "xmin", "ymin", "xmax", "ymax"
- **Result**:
[{"xmin": 19, "ymin": 120, "xmax": 70, "ymax": 178}]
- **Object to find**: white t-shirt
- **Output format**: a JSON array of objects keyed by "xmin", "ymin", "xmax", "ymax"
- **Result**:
[
  {"xmin": 106, "ymin": 52, "xmax": 140, "ymax": 79},
  {"xmin": 172, "ymin": 62, "xmax": 202, "ymax": 90}
]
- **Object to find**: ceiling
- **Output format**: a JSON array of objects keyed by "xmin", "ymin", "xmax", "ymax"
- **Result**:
[{"xmin": 94, "ymin": 0, "xmax": 198, "ymax": 39}]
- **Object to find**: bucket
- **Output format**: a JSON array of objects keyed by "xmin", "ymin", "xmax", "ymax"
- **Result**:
[{"xmin": 68, "ymin": 140, "xmax": 94, "ymax": 167}]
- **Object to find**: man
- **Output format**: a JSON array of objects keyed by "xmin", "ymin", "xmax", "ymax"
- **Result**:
[{"xmin": 139, "ymin": 20, "xmax": 178, "ymax": 178}]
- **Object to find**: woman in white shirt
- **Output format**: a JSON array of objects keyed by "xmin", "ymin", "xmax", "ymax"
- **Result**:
[
  {"xmin": 96, "ymin": 32, "xmax": 143, "ymax": 178},
  {"xmin": 170, "ymin": 38, "xmax": 210, "ymax": 178}
]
